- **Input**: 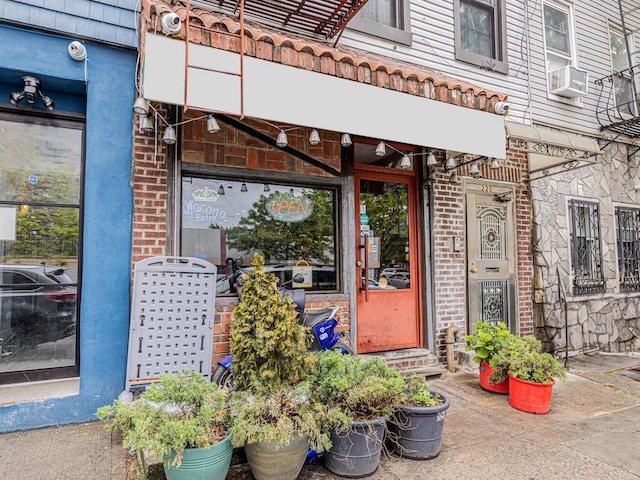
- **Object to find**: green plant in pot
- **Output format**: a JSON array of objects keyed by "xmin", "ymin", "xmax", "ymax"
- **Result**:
[
  {"xmin": 465, "ymin": 321, "xmax": 514, "ymax": 393},
  {"xmin": 96, "ymin": 371, "xmax": 232, "ymax": 480},
  {"xmin": 492, "ymin": 334, "xmax": 567, "ymax": 414},
  {"xmin": 226, "ymin": 253, "xmax": 321, "ymax": 480},
  {"xmin": 310, "ymin": 350, "xmax": 406, "ymax": 478},
  {"xmin": 387, "ymin": 376, "xmax": 450, "ymax": 460}
]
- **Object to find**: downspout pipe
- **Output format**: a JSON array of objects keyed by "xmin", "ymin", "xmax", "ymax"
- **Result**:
[{"xmin": 444, "ymin": 326, "xmax": 460, "ymax": 373}]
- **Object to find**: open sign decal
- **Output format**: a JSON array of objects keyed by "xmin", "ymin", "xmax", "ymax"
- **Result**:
[{"xmin": 266, "ymin": 192, "xmax": 314, "ymax": 223}]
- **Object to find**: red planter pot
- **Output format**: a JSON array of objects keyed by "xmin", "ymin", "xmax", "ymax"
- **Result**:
[
  {"xmin": 508, "ymin": 373, "xmax": 555, "ymax": 414},
  {"xmin": 479, "ymin": 362, "xmax": 509, "ymax": 394}
]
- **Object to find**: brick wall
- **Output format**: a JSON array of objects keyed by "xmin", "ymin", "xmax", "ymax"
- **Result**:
[
  {"xmin": 132, "ymin": 109, "xmax": 352, "ymax": 369},
  {"xmin": 430, "ymin": 148, "xmax": 532, "ymax": 359}
]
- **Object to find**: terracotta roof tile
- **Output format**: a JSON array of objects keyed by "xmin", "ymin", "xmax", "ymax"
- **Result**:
[{"xmin": 141, "ymin": 0, "xmax": 507, "ymax": 112}]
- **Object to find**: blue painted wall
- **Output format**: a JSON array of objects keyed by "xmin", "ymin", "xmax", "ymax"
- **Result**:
[{"xmin": 0, "ymin": 24, "xmax": 136, "ymax": 432}]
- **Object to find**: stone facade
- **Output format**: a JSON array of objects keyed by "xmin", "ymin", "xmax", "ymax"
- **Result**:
[{"xmin": 532, "ymin": 140, "xmax": 640, "ymax": 354}]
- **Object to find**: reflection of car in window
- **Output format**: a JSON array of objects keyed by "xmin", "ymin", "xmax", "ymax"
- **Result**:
[
  {"xmin": 0, "ymin": 264, "xmax": 77, "ymax": 348},
  {"xmin": 385, "ymin": 272, "xmax": 410, "ymax": 289},
  {"xmin": 215, "ymin": 264, "xmax": 337, "ymax": 295},
  {"xmin": 380, "ymin": 268, "xmax": 409, "ymax": 279}
]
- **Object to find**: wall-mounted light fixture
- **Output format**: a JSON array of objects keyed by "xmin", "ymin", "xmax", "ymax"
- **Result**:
[
  {"xmin": 309, "ymin": 129, "xmax": 321, "ymax": 145},
  {"xmin": 341, "ymin": 133, "xmax": 353, "ymax": 147},
  {"xmin": 10, "ymin": 76, "xmax": 55, "ymax": 110}
]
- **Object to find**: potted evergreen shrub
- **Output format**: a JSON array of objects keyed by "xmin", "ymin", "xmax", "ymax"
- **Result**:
[
  {"xmin": 387, "ymin": 376, "xmax": 450, "ymax": 460},
  {"xmin": 465, "ymin": 321, "xmax": 513, "ymax": 393},
  {"xmin": 226, "ymin": 253, "xmax": 325, "ymax": 480},
  {"xmin": 311, "ymin": 350, "xmax": 406, "ymax": 478},
  {"xmin": 96, "ymin": 371, "xmax": 232, "ymax": 480},
  {"xmin": 492, "ymin": 335, "xmax": 567, "ymax": 414}
]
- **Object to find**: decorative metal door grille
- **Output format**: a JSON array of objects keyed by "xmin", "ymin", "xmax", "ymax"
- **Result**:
[
  {"xmin": 479, "ymin": 280, "xmax": 509, "ymax": 326},
  {"xmin": 125, "ymin": 257, "xmax": 216, "ymax": 392},
  {"xmin": 616, "ymin": 206, "xmax": 640, "ymax": 292},
  {"xmin": 569, "ymin": 200, "xmax": 605, "ymax": 294},
  {"xmin": 476, "ymin": 205, "xmax": 507, "ymax": 260}
]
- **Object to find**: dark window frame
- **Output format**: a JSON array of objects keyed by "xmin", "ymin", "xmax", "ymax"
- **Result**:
[
  {"xmin": 569, "ymin": 199, "xmax": 605, "ymax": 295},
  {"xmin": 0, "ymin": 107, "xmax": 84, "ymax": 384},
  {"xmin": 179, "ymin": 165, "xmax": 342, "ymax": 296},
  {"xmin": 454, "ymin": 0, "xmax": 509, "ymax": 74},
  {"xmin": 347, "ymin": 0, "xmax": 413, "ymax": 45},
  {"xmin": 615, "ymin": 206, "xmax": 640, "ymax": 292}
]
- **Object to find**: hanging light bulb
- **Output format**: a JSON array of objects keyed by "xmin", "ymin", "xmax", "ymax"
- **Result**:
[
  {"xmin": 241, "ymin": 182, "xmax": 248, "ymax": 192},
  {"xmin": 276, "ymin": 130, "xmax": 288, "ymax": 148},
  {"xmin": 375, "ymin": 141, "xmax": 386, "ymax": 157},
  {"xmin": 449, "ymin": 172, "xmax": 458, "ymax": 184},
  {"xmin": 469, "ymin": 162, "xmax": 481, "ymax": 178},
  {"xmin": 218, "ymin": 185, "xmax": 225, "ymax": 195},
  {"xmin": 140, "ymin": 116, "xmax": 155, "ymax": 133},
  {"xmin": 399, "ymin": 154, "xmax": 412, "ymax": 170},
  {"xmin": 426, "ymin": 151, "xmax": 437, "ymax": 166},
  {"xmin": 340, "ymin": 133, "xmax": 352, "ymax": 147},
  {"xmin": 264, "ymin": 184, "xmax": 271, "ymax": 192},
  {"xmin": 490, "ymin": 157, "xmax": 500, "ymax": 170},
  {"xmin": 309, "ymin": 129, "xmax": 320, "ymax": 145},
  {"xmin": 162, "ymin": 125, "xmax": 176, "ymax": 144},
  {"xmin": 445, "ymin": 156, "xmax": 457, "ymax": 170},
  {"xmin": 207, "ymin": 114, "xmax": 220, "ymax": 134},
  {"xmin": 132, "ymin": 97, "xmax": 149, "ymax": 115}
]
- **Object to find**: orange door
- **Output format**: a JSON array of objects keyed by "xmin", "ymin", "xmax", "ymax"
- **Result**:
[{"xmin": 355, "ymin": 171, "xmax": 422, "ymax": 353}]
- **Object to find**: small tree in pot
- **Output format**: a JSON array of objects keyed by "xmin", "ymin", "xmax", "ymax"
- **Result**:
[
  {"xmin": 96, "ymin": 371, "xmax": 232, "ymax": 480},
  {"xmin": 465, "ymin": 321, "xmax": 514, "ymax": 393},
  {"xmin": 310, "ymin": 350, "xmax": 406, "ymax": 478},
  {"xmin": 387, "ymin": 376, "xmax": 450, "ymax": 460},
  {"xmin": 227, "ymin": 253, "xmax": 325, "ymax": 480}
]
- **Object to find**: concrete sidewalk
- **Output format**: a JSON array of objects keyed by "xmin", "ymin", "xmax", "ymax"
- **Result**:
[{"xmin": 2, "ymin": 352, "xmax": 640, "ymax": 480}]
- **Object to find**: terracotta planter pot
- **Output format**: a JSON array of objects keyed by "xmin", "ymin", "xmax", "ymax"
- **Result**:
[
  {"xmin": 508, "ymin": 373, "xmax": 555, "ymax": 414},
  {"xmin": 479, "ymin": 362, "xmax": 509, "ymax": 394}
]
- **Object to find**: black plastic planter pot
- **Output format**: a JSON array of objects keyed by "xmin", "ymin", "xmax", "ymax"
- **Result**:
[
  {"xmin": 387, "ymin": 392, "xmax": 450, "ymax": 460},
  {"xmin": 324, "ymin": 416, "xmax": 386, "ymax": 478}
]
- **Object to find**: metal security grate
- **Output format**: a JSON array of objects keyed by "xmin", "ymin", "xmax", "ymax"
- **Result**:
[{"xmin": 125, "ymin": 257, "xmax": 216, "ymax": 393}]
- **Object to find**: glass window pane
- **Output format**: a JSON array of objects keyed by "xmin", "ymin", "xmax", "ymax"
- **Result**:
[
  {"xmin": 461, "ymin": 0, "xmax": 495, "ymax": 58},
  {"xmin": 610, "ymin": 30, "xmax": 629, "ymax": 72},
  {"xmin": 0, "ymin": 119, "xmax": 82, "ymax": 204},
  {"xmin": 544, "ymin": 4, "xmax": 570, "ymax": 57},
  {"xmin": 181, "ymin": 178, "xmax": 337, "ymax": 295},
  {"xmin": 0, "ymin": 114, "xmax": 81, "ymax": 382},
  {"xmin": 359, "ymin": 0, "xmax": 397, "ymax": 27}
]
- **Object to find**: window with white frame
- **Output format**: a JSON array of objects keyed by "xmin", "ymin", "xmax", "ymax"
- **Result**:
[
  {"xmin": 569, "ymin": 200, "xmax": 605, "ymax": 295},
  {"xmin": 454, "ymin": 0, "xmax": 509, "ymax": 74},
  {"xmin": 542, "ymin": 1, "xmax": 578, "ymax": 96},
  {"xmin": 609, "ymin": 24, "xmax": 636, "ymax": 117},
  {"xmin": 615, "ymin": 206, "xmax": 640, "ymax": 292},
  {"xmin": 348, "ymin": 0, "xmax": 412, "ymax": 45}
]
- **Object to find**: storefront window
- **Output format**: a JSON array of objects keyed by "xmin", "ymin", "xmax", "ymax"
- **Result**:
[
  {"xmin": 0, "ymin": 113, "xmax": 82, "ymax": 382},
  {"xmin": 181, "ymin": 177, "xmax": 337, "ymax": 294}
]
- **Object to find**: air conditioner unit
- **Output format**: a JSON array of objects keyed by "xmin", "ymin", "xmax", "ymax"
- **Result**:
[{"xmin": 549, "ymin": 65, "xmax": 589, "ymax": 98}]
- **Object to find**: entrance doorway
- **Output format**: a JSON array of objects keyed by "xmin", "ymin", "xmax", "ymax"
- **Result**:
[
  {"xmin": 465, "ymin": 182, "xmax": 516, "ymax": 333},
  {"xmin": 353, "ymin": 143, "xmax": 422, "ymax": 353}
]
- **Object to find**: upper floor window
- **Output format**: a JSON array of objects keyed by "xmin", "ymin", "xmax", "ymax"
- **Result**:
[
  {"xmin": 180, "ymin": 177, "xmax": 338, "ymax": 296},
  {"xmin": 609, "ymin": 24, "xmax": 636, "ymax": 117},
  {"xmin": 615, "ymin": 206, "xmax": 640, "ymax": 292},
  {"xmin": 569, "ymin": 200, "xmax": 605, "ymax": 295},
  {"xmin": 454, "ymin": 0, "xmax": 509, "ymax": 74},
  {"xmin": 542, "ymin": 1, "xmax": 583, "ymax": 101},
  {"xmin": 348, "ymin": 0, "xmax": 412, "ymax": 45}
]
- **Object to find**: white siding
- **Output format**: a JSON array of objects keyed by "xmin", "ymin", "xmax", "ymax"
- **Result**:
[{"xmin": 339, "ymin": 0, "xmax": 531, "ymax": 124}]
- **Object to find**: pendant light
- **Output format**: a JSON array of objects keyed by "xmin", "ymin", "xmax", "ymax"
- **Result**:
[{"xmin": 375, "ymin": 141, "xmax": 386, "ymax": 156}]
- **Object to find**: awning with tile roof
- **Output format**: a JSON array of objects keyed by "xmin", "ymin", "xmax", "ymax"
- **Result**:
[{"xmin": 141, "ymin": 0, "xmax": 508, "ymax": 159}]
